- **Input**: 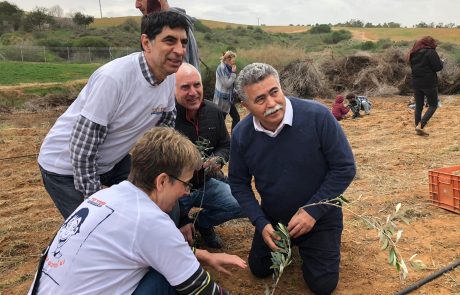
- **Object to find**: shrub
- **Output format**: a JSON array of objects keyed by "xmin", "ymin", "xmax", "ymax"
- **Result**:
[
  {"xmin": 37, "ymin": 38, "xmax": 71, "ymax": 47},
  {"xmin": 120, "ymin": 18, "xmax": 139, "ymax": 32},
  {"xmin": 0, "ymin": 33, "xmax": 24, "ymax": 46},
  {"xmin": 72, "ymin": 36, "xmax": 110, "ymax": 48},
  {"xmin": 361, "ymin": 41, "xmax": 376, "ymax": 50},
  {"xmin": 323, "ymin": 30, "xmax": 352, "ymax": 44},
  {"xmin": 309, "ymin": 24, "xmax": 331, "ymax": 34},
  {"xmin": 376, "ymin": 38, "xmax": 393, "ymax": 49},
  {"xmin": 439, "ymin": 42, "xmax": 456, "ymax": 52},
  {"xmin": 194, "ymin": 20, "xmax": 211, "ymax": 33},
  {"xmin": 204, "ymin": 32, "xmax": 213, "ymax": 41}
]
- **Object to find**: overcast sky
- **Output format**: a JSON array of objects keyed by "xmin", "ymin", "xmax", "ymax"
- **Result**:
[{"xmin": 8, "ymin": 0, "xmax": 460, "ymax": 27}]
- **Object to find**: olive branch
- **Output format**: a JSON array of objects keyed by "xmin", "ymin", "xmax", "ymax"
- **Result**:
[{"xmin": 265, "ymin": 196, "xmax": 414, "ymax": 295}]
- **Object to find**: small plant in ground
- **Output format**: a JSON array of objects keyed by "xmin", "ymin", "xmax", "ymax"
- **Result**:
[
  {"xmin": 265, "ymin": 196, "xmax": 416, "ymax": 294},
  {"xmin": 265, "ymin": 223, "xmax": 292, "ymax": 295}
]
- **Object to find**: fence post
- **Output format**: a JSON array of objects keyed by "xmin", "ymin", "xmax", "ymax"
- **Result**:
[
  {"xmin": 43, "ymin": 46, "xmax": 46, "ymax": 62},
  {"xmin": 20, "ymin": 46, "xmax": 24, "ymax": 62},
  {"xmin": 88, "ymin": 47, "xmax": 92, "ymax": 63},
  {"xmin": 67, "ymin": 47, "xmax": 70, "ymax": 63}
]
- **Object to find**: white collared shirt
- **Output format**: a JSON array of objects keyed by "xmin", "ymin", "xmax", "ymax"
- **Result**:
[{"xmin": 253, "ymin": 97, "xmax": 293, "ymax": 137}]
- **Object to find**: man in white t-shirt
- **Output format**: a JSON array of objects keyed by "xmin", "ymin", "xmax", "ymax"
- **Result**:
[
  {"xmin": 38, "ymin": 11, "xmax": 188, "ymax": 219},
  {"xmin": 30, "ymin": 127, "xmax": 246, "ymax": 295}
]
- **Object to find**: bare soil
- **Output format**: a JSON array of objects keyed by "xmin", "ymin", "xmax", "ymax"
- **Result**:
[{"xmin": 0, "ymin": 96, "xmax": 459, "ymax": 295}]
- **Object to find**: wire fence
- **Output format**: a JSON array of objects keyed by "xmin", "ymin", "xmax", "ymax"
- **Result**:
[{"xmin": 0, "ymin": 45, "xmax": 139, "ymax": 64}]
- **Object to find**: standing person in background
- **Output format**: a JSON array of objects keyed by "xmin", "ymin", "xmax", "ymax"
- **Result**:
[
  {"xmin": 408, "ymin": 36, "xmax": 443, "ymax": 136},
  {"xmin": 331, "ymin": 95, "xmax": 349, "ymax": 121},
  {"xmin": 37, "ymin": 12, "xmax": 188, "ymax": 219},
  {"xmin": 136, "ymin": 0, "xmax": 200, "ymax": 71},
  {"xmin": 213, "ymin": 51, "xmax": 240, "ymax": 131}
]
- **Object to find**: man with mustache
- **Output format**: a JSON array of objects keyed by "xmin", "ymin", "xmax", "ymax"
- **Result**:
[
  {"xmin": 38, "ymin": 12, "xmax": 188, "ymax": 219},
  {"xmin": 174, "ymin": 63, "xmax": 243, "ymax": 249},
  {"xmin": 229, "ymin": 63, "xmax": 356, "ymax": 295},
  {"xmin": 135, "ymin": 0, "xmax": 200, "ymax": 71}
]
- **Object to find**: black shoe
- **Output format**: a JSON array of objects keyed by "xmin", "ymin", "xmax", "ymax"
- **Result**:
[{"xmin": 197, "ymin": 226, "xmax": 223, "ymax": 249}]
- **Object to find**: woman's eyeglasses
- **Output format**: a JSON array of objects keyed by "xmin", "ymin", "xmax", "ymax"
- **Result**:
[{"xmin": 168, "ymin": 174, "xmax": 193, "ymax": 192}]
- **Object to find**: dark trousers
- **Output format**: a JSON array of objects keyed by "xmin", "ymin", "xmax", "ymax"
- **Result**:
[
  {"xmin": 224, "ymin": 104, "xmax": 240, "ymax": 130},
  {"xmin": 40, "ymin": 154, "xmax": 131, "ymax": 219},
  {"xmin": 248, "ymin": 212, "xmax": 343, "ymax": 295},
  {"xmin": 414, "ymin": 87, "xmax": 438, "ymax": 128},
  {"xmin": 132, "ymin": 268, "xmax": 177, "ymax": 295}
]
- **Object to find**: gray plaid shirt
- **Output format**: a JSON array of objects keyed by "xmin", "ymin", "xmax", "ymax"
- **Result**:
[{"xmin": 70, "ymin": 53, "xmax": 177, "ymax": 198}]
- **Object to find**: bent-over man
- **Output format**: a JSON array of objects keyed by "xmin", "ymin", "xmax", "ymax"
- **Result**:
[{"xmin": 38, "ymin": 11, "xmax": 188, "ymax": 218}]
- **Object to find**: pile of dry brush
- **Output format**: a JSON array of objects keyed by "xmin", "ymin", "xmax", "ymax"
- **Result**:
[{"xmin": 280, "ymin": 49, "xmax": 460, "ymax": 99}]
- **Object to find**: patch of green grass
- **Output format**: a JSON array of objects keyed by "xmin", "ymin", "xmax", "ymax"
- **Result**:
[
  {"xmin": 23, "ymin": 86, "xmax": 68, "ymax": 96},
  {"xmin": 0, "ymin": 61, "xmax": 100, "ymax": 85}
]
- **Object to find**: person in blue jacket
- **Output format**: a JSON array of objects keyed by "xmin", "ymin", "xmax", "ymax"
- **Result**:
[{"xmin": 229, "ymin": 63, "xmax": 356, "ymax": 295}]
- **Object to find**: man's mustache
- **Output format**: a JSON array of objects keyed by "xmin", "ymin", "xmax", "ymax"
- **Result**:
[{"xmin": 264, "ymin": 104, "xmax": 283, "ymax": 117}]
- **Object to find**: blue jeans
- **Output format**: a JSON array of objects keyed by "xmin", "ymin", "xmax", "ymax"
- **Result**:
[
  {"xmin": 39, "ymin": 154, "xmax": 131, "ymax": 219},
  {"xmin": 179, "ymin": 178, "xmax": 243, "ymax": 229},
  {"xmin": 132, "ymin": 268, "xmax": 177, "ymax": 295},
  {"xmin": 248, "ymin": 209, "xmax": 343, "ymax": 295}
]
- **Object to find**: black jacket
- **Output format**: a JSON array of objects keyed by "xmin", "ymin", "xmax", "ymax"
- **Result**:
[
  {"xmin": 410, "ymin": 48, "xmax": 443, "ymax": 89},
  {"xmin": 175, "ymin": 100, "xmax": 230, "ymax": 188}
]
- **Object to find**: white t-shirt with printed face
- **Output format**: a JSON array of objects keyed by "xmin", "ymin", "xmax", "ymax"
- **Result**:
[
  {"xmin": 35, "ymin": 181, "xmax": 199, "ymax": 294},
  {"xmin": 38, "ymin": 52, "xmax": 176, "ymax": 175}
]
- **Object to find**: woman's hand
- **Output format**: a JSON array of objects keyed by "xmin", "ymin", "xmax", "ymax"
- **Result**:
[{"xmin": 196, "ymin": 250, "xmax": 247, "ymax": 275}]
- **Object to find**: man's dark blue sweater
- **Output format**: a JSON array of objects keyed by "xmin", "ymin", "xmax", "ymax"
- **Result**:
[{"xmin": 229, "ymin": 97, "xmax": 356, "ymax": 234}]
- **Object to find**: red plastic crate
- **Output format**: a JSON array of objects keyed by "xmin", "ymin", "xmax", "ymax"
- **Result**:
[{"xmin": 428, "ymin": 165, "xmax": 460, "ymax": 214}]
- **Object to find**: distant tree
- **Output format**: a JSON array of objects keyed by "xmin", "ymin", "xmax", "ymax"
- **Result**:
[
  {"xmin": 415, "ymin": 22, "xmax": 429, "ymax": 28},
  {"xmin": 361, "ymin": 41, "xmax": 375, "ymax": 50},
  {"xmin": 364, "ymin": 22, "xmax": 375, "ymax": 28},
  {"xmin": 344, "ymin": 19, "xmax": 364, "ymax": 27},
  {"xmin": 387, "ymin": 22, "xmax": 401, "ymax": 28},
  {"xmin": 0, "ymin": 1, "xmax": 24, "ymax": 33},
  {"xmin": 445, "ymin": 23, "xmax": 455, "ymax": 28},
  {"xmin": 48, "ymin": 5, "xmax": 64, "ymax": 17},
  {"xmin": 72, "ymin": 12, "xmax": 94, "ymax": 27},
  {"xmin": 23, "ymin": 7, "xmax": 55, "ymax": 32}
]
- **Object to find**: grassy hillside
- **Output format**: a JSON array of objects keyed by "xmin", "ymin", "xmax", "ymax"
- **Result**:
[
  {"xmin": 92, "ymin": 17, "xmax": 460, "ymax": 44},
  {"xmin": 339, "ymin": 27, "xmax": 460, "ymax": 43},
  {"xmin": 0, "ymin": 61, "xmax": 99, "ymax": 85}
]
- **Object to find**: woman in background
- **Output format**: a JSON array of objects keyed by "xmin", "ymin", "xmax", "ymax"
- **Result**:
[
  {"xmin": 408, "ymin": 36, "xmax": 443, "ymax": 136},
  {"xmin": 213, "ymin": 51, "xmax": 239, "ymax": 130}
]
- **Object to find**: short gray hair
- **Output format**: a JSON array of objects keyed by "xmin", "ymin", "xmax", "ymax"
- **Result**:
[{"xmin": 234, "ymin": 63, "xmax": 280, "ymax": 101}]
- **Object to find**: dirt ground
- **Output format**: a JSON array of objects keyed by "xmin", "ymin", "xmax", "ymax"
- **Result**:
[{"xmin": 0, "ymin": 96, "xmax": 459, "ymax": 295}]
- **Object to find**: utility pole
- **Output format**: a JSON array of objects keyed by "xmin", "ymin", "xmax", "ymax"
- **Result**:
[
  {"xmin": 98, "ymin": 0, "xmax": 103, "ymax": 18},
  {"xmin": 257, "ymin": 17, "xmax": 259, "ymax": 26}
]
